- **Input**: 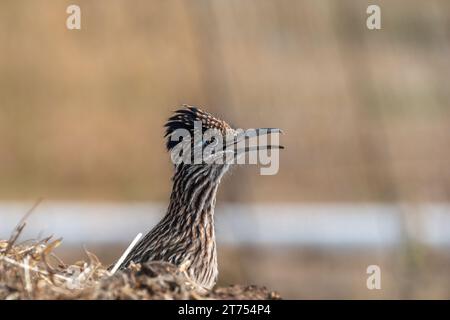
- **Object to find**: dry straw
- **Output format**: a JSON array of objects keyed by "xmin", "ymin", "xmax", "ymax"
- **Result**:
[{"xmin": 0, "ymin": 201, "xmax": 280, "ymax": 300}]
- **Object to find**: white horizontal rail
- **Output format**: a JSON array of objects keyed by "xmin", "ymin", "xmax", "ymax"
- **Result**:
[{"xmin": 0, "ymin": 202, "xmax": 449, "ymax": 247}]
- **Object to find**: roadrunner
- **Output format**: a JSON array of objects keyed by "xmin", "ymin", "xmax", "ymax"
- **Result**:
[{"xmin": 120, "ymin": 106, "xmax": 283, "ymax": 289}]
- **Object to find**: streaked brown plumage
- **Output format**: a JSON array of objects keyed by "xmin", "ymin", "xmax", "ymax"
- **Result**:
[{"xmin": 119, "ymin": 105, "xmax": 282, "ymax": 289}]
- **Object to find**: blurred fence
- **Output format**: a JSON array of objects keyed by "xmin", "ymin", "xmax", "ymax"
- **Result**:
[{"xmin": 1, "ymin": 202, "xmax": 450, "ymax": 247}]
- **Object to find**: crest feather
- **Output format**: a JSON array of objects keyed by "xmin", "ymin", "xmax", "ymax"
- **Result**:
[{"xmin": 164, "ymin": 105, "xmax": 230, "ymax": 151}]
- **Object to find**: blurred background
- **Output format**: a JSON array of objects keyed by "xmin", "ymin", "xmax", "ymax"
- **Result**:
[{"xmin": 0, "ymin": 0, "xmax": 449, "ymax": 298}]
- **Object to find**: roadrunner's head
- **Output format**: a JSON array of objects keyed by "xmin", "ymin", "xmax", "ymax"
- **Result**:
[{"xmin": 164, "ymin": 105, "xmax": 283, "ymax": 170}]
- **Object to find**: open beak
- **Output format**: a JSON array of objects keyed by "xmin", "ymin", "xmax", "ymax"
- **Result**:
[{"xmin": 233, "ymin": 128, "xmax": 284, "ymax": 155}]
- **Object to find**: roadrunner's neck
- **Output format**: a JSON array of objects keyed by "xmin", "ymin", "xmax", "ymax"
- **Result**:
[{"xmin": 122, "ymin": 163, "xmax": 230, "ymax": 289}]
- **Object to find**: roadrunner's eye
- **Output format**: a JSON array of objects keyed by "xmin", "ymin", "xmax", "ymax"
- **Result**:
[{"xmin": 203, "ymin": 137, "xmax": 217, "ymax": 147}]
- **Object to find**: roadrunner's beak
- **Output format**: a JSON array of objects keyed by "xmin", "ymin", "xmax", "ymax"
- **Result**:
[{"xmin": 233, "ymin": 128, "xmax": 284, "ymax": 155}]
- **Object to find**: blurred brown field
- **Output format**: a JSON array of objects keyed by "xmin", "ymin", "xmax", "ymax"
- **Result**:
[
  {"xmin": 0, "ymin": 0, "xmax": 450, "ymax": 299},
  {"xmin": 0, "ymin": 0, "xmax": 449, "ymax": 202}
]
